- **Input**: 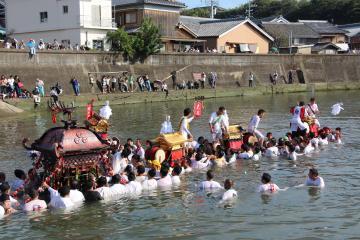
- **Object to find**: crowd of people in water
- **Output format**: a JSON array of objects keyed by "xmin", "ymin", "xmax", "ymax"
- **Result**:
[{"xmin": 0, "ymin": 97, "xmax": 342, "ymax": 217}]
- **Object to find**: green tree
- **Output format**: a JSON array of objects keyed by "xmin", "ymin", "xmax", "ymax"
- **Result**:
[
  {"xmin": 184, "ymin": 0, "xmax": 360, "ymax": 25},
  {"xmin": 182, "ymin": 8, "xmax": 211, "ymax": 18},
  {"xmin": 133, "ymin": 18, "xmax": 162, "ymax": 62},
  {"xmin": 106, "ymin": 27, "xmax": 134, "ymax": 60}
]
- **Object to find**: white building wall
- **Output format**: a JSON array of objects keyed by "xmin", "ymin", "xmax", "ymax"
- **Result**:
[
  {"xmin": 6, "ymin": 0, "xmax": 115, "ymax": 49},
  {"xmin": 80, "ymin": 28, "xmax": 110, "ymax": 49},
  {"xmin": 6, "ymin": 0, "xmax": 80, "ymax": 33},
  {"xmin": 80, "ymin": 0, "xmax": 113, "ymax": 29},
  {"xmin": 12, "ymin": 29, "xmax": 81, "ymax": 46}
]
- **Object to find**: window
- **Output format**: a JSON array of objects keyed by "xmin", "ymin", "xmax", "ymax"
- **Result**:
[
  {"xmin": 91, "ymin": 5, "xmax": 101, "ymax": 27},
  {"xmin": 63, "ymin": 5, "xmax": 68, "ymax": 14},
  {"xmin": 40, "ymin": 12, "xmax": 48, "ymax": 23},
  {"xmin": 125, "ymin": 12, "xmax": 137, "ymax": 24},
  {"xmin": 118, "ymin": 13, "xmax": 124, "ymax": 26},
  {"xmin": 61, "ymin": 40, "xmax": 70, "ymax": 47},
  {"xmin": 93, "ymin": 40, "xmax": 104, "ymax": 50}
]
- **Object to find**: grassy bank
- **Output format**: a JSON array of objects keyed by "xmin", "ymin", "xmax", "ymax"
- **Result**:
[{"xmin": 3, "ymin": 82, "xmax": 360, "ymax": 113}]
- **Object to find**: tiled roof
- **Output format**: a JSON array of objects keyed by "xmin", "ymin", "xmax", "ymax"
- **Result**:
[
  {"xmin": 299, "ymin": 20, "xmax": 347, "ymax": 35},
  {"xmin": 262, "ymin": 22, "xmax": 320, "ymax": 39},
  {"xmin": 180, "ymin": 16, "xmax": 242, "ymax": 37},
  {"xmin": 113, "ymin": 0, "xmax": 185, "ymax": 8},
  {"xmin": 338, "ymin": 23, "xmax": 360, "ymax": 37},
  {"xmin": 179, "ymin": 16, "xmax": 273, "ymax": 40},
  {"xmin": 311, "ymin": 42, "xmax": 340, "ymax": 52}
]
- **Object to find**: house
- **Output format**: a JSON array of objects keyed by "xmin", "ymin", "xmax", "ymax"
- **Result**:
[
  {"xmin": 260, "ymin": 15, "xmax": 290, "ymax": 24},
  {"xmin": 5, "ymin": 0, "xmax": 116, "ymax": 50},
  {"xmin": 262, "ymin": 22, "xmax": 320, "ymax": 48},
  {"xmin": 112, "ymin": 0, "xmax": 205, "ymax": 52},
  {"xmin": 178, "ymin": 16, "xmax": 274, "ymax": 53},
  {"xmin": 278, "ymin": 45, "xmax": 313, "ymax": 54},
  {"xmin": 113, "ymin": 0, "xmax": 273, "ymax": 53},
  {"xmin": 338, "ymin": 23, "xmax": 360, "ymax": 50},
  {"xmin": 311, "ymin": 42, "xmax": 340, "ymax": 54},
  {"xmin": 299, "ymin": 20, "xmax": 347, "ymax": 44}
]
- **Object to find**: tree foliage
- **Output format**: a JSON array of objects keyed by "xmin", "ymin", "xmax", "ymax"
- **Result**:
[
  {"xmin": 106, "ymin": 18, "xmax": 162, "ymax": 62},
  {"xmin": 181, "ymin": 8, "xmax": 211, "ymax": 18},
  {"xmin": 106, "ymin": 27, "xmax": 134, "ymax": 60},
  {"xmin": 200, "ymin": 0, "xmax": 360, "ymax": 25},
  {"xmin": 133, "ymin": 18, "xmax": 162, "ymax": 62}
]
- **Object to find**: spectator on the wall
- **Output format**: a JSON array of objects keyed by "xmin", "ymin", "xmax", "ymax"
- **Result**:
[
  {"xmin": 249, "ymin": 72, "xmax": 254, "ymax": 88},
  {"xmin": 71, "ymin": 77, "xmax": 80, "ymax": 96}
]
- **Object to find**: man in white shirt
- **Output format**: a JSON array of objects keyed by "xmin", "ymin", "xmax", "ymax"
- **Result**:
[
  {"xmin": 142, "ymin": 169, "xmax": 158, "ymax": 191},
  {"xmin": 199, "ymin": 170, "xmax": 222, "ymax": 191},
  {"xmin": 112, "ymin": 146, "xmax": 127, "ymax": 175},
  {"xmin": 305, "ymin": 98, "xmax": 320, "ymax": 127},
  {"xmin": 47, "ymin": 185, "xmax": 74, "ymax": 209},
  {"xmin": 126, "ymin": 172, "xmax": 142, "ymax": 195},
  {"xmin": 171, "ymin": 166, "xmax": 182, "ymax": 186},
  {"xmin": 110, "ymin": 174, "xmax": 127, "ymax": 198},
  {"xmin": 10, "ymin": 169, "xmax": 26, "ymax": 192},
  {"xmin": 248, "ymin": 109, "xmax": 266, "ymax": 146},
  {"xmin": 0, "ymin": 205, "xmax": 4, "ymax": 217},
  {"xmin": 23, "ymin": 188, "xmax": 47, "ymax": 212},
  {"xmin": 237, "ymin": 144, "xmax": 254, "ymax": 159},
  {"xmin": 257, "ymin": 173, "xmax": 280, "ymax": 193},
  {"xmin": 209, "ymin": 107, "xmax": 228, "ymax": 142},
  {"xmin": 180, "ymin": 108, "xmax": 194, "ymax": 140},
  {"xmin": 264, "ymin": 142, "xmax": 280, "ymax": 158},
  {"xmin": 134, "ymin": 139, "xmax": 145, "ymax": 160},
  {"xmin": 222, "ymin": 179, "xmax": 237, "ymax": 202},
  {"xmin": 191, "ymin": 152, "xmax": 211, "ymax": 169},
  {"xmin": 290, "ymin": 102, "xmax": 309, "ymax": 136},
  {"xmin": 305, "ymin": 168, "xmax": 325, "ymax": 188},
  {"xmin": 95, "ymin": 176, "xmax": 112, "ymax": 200},
  {"xmin": 69, "ymin": 180, "xmax": 85, "ymax": 204},
  {"xmin": 157, "ymin": 168, "xmax": 172, "ymax": 189},
  {"xmin": 136, "ymin": 165, "xmax": 147, "ymax": 184}
]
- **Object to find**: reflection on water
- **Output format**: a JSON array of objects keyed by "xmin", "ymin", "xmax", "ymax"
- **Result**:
[{"xmin": 0, "ymin": 90, "xmax": 360, "ymax": 239}]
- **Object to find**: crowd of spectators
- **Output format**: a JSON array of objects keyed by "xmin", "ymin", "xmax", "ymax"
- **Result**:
[
  {"xmin": 179, "ymin": 47, "xmax": 219, "ymax": 53},
  {"xmin": 2, "ymin": 38, "xmax": 89, "ymax": 51},
  {"xmin": 89, "ymin": 71, "xmax": 218, "ymax": 96},
  {"xmin": 0, "ymin": 74, "xmax": 39, "ymax": 100}
]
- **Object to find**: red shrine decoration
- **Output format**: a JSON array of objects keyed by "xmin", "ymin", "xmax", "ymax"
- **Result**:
[
  {"xmin": 193, "ymin": 100, "xmax": 204, "ymax": 118},
  {"xmin": 86, "ymin": 99, "xmax": 95, "ymax": 120},
  {"xmin": 23, "ymin": 100, "xmax": 118, "ymax": 189}
]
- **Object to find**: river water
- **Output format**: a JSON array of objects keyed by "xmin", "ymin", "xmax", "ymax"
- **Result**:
[{"xmin": 0, "ymin": 90, "xmax": 359, "ymax": 239}]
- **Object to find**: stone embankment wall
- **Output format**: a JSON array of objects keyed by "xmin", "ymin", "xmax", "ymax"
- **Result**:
[{"xmin": 0, "ymin": 49, "xmax": 359, "ymax": 94}]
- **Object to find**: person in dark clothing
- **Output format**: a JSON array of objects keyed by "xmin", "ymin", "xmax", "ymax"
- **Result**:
[
  {"xmin": 83, "ymin": 181, "xmax": 103, "ymax": 202},
  {"xmin": 70, "ymin": 77, "xmax": 80, "ymax": 96},
  {"xmin": 288, "ymin": 70, "xmax": 293, "ymax": 84},
  {"xmin": 171, "ymin": 71, "xmax": 177, "ymax": 90}
]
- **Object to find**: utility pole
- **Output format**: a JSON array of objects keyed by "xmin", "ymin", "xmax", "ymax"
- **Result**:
[
  {"xmin": 202, "ymin": 0, "xmax": 219, "ymax": 19},
  {"xmin": 246, "ymin": 0, "xmax": 256, "ymax": 19}
]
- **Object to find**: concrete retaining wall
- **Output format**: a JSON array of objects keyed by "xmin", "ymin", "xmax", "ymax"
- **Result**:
[{"xmin": 0, "ymin": 49, "xmax": 359, "ymax": 94}]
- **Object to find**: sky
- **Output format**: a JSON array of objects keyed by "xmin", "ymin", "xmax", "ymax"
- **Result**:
[{"xmin": 181, "ymin": 0, "xmax": 248, "ymax": 9}]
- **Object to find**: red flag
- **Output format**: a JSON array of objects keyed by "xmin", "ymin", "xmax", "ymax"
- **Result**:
[
  {"xmin": 86, "ymin": 101, "xmax": 94, "ymax": 120},
  {"xmin": 193, "ymin": 100, "xmax": 204, "ymax": 118},
  {"xmin": 51, "ymin": 113, "xmax": 57, "ymax": 124}
]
